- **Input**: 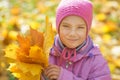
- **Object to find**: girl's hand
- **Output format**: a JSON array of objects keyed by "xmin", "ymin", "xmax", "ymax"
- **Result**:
[{"xmin": 44, "ymin": 64, "xmax": 61, "ymax": 80}]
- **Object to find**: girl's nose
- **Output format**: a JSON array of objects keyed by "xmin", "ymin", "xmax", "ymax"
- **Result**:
[{"xmin": 69, "ymin": 29, "xmax": 76, "ymax": 36}]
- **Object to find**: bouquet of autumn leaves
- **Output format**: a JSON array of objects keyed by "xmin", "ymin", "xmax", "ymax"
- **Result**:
[{"xmin": 4, "ymin": 17, "xmax": 54, "ymax": 80}]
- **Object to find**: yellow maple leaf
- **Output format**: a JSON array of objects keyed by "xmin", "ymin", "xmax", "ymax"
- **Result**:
[
  {"xmin": 8, "ymin": 63, "xmax": 21, "ymax": 78},
  {"xmin": 8, "ymin": 63, "xmax": 22, "ymax": 73},
  {"xmin": 44, "ymin": 16, "xmax": 54, "ymax": 58},
  {"xmin": 29, "ymin": 45, "xmax": 43, "ymax": 59},
  {"xmin": 5, "ymin": 44, "xmax": 18, "ymax": 60},
  {"xmin": 8, "ymin": 62, "xmax": 42, "ymax": 80},
  {"xmin": 19, "ymin": 72, "xmax": 40, "ymax": 80},
  {"xmin": 16, "ymin": 62, "xmax": 43, "ymax": 76},
  {"xmin": 29, "ymin": 46, "xmax": 48, "ymax": 67}
]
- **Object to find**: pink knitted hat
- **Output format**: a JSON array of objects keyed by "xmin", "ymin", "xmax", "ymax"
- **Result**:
[{"xmin": 56, "ymin": 0, "xmax": 93, "ymax": 34}]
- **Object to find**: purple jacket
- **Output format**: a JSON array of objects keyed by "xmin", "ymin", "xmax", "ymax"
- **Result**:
[{"xmin": 44, "ymin": 36, "xmax": 112, "ymax": 80}]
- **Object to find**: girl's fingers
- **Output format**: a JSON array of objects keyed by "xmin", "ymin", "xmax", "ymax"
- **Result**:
[
  {"xmin": 49, "ymin": 75, "xmax": 58, "ymax": 80},
  {"xmin": 47, "ymin": 71, "xmax": 58, "ymax": 79},
  {"xmin": 46, "ymin": 64, "xmax": 59, "ymax": 70},
  {"xmin": 44, "ymin": 64, "xmax": 61, "ymax": 80},
  {"xmin": 45, "ymin": 65, "xmax": 60, "ymax": 75},
  {"xmin": 45, "ymin": 68, "xmax": 58, "ymax": 76}
]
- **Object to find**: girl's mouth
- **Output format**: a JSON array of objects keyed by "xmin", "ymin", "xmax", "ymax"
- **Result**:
[{"xmin": 67, "ymin": 39, "xmax": 78, "ymax": 42}]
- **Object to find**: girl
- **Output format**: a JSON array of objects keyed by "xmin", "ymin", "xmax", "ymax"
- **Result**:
[{"xmin": 42, "ymin": 0, "xmax": 112, "ymax": 80}]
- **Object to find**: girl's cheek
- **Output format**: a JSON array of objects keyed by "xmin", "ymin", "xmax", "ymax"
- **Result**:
[
  {"xmin": 60, "ymin": 30, "xmax": 68, "ymax": 35},
  {"xmin": 64, "ymin": 29, "xmax": 71, "ymax": 34}
]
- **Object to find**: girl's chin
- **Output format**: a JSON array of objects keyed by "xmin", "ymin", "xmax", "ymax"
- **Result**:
[{"xmin": 66, "ymin": 45, "xmax": 77, "ymax": 49}]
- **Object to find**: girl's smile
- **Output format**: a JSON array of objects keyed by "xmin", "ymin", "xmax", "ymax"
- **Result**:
[{"xmin": 66, "ymin": 38, "xmax": 79, "ymax": 42}]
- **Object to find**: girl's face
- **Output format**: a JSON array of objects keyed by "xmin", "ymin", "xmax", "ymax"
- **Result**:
[{"xmin": 59, "ymin": 15, "xmax": 87, "ymax": 48}]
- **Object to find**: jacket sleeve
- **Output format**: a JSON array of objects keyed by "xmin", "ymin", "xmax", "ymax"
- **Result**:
[
  {"xmin": 58, "ymin": 55, "xmax": 112, "ymax": 80},
  {"xmin": 88, "ymin": 74, "xmax": 111, "ymax": 80},
  {"xmin": 87, "ymin": 55, "xmax": 112, "ymax": 80},
  {"xmin": 58, "ymin": 67, "xmax": 85, "ymax": 80}
]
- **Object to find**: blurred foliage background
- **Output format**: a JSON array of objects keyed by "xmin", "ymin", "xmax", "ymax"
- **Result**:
[{"xmin": 0, "ymin": 0, "xmax": 120, "ymax": 80}]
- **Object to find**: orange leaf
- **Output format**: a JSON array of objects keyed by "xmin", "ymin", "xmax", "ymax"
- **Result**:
[
  {"xmin": 16, "ymin": 53, "xmax": 34, "ymax": 64},
  {"xmin": 30, "ymin": 28, "xmax": 44, "ymax": 48},
  {"xmin": 17, "ymin": 34, "xmax": 30, "ymax": 55},
  {"xmin": 17, "ymin": 53, "xmax": 48, "ymax": 67}
]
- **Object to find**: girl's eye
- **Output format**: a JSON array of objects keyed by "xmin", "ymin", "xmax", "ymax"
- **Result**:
[
  {"xmin": 62, "ymin": 25, "xmax": 69, "ymax": 28},
  {"xmin": 77, "ymin": 26, "xmax": 84, "ymax": 29},
  {"xmin": 62, "ymin": 25, "xmax": 70, "ymax": 29}
]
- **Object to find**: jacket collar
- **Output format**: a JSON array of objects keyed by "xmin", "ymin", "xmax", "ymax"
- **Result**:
[{"xmin": 50, "ymin": 35, "xmax": 100, "ymax": 62}]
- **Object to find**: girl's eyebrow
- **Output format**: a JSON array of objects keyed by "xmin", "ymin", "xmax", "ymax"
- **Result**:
[
  {"xmin": 61, "ymin": 22, "xmax": 70, "ymax": 25},
  {"xmin": 62, "ymin": 22, "xmax": 86, "ymax": 26},
  {"xmin": 61, "ymin": 22, "xmax": 72, "ymax": 26},
  {"xmin": 77, "ymin": 24, "xmax": 86, "ymax": 26}
]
